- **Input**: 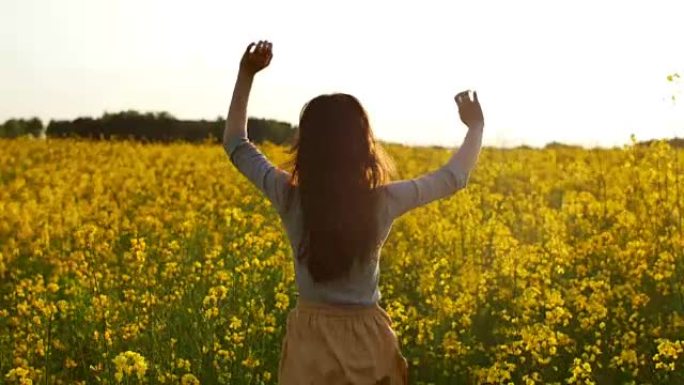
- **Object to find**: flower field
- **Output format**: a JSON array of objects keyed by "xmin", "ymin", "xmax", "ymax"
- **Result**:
[{"xmin": 1, "ymin": 137, "xmax": 683, "ymax": 385}]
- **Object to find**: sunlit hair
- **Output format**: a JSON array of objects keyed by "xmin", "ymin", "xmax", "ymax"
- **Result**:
[{"xmin": 282, "ymin": 93, "xmax": 396, "ymax": 283}]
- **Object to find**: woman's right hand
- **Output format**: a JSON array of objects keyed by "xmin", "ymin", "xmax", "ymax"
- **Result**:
[
  {"xmin": 239, "ymin": 40, "xmax": 273, "ymax": 76},
  {"xmin": 455, "ymin": 90, "xmax": 484, "ymax": 130}
]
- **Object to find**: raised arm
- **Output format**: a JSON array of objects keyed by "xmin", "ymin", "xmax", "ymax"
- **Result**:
[
  {"xmin": 224, "ymin": 41, "xmax": 272, "ymax": 142},
  {"xmin": 223, "ymin": 40, "xmax": 291, "ymax": 212},
  {"xmin": 381, "ymin": 90, "xmax": 484, "ymax": 219}
]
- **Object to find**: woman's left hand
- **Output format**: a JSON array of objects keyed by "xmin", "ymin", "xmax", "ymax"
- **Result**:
[{"xmin": 240, "ymin": 40, "xmax": 273, "ymax": 76}]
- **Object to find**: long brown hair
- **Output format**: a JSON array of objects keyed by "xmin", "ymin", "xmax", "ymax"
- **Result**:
[{"xmin": 283, "ymin": 93, "xmax": 395, "ymax": 283}]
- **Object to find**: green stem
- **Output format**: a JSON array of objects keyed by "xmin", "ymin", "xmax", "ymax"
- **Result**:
[{"xmin": 44, "ymin": 311, "xmax": 51, "ymax": 385}]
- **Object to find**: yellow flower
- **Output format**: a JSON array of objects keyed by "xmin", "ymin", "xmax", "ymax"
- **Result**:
[
  {"xmin": 275, "ymin": 292, "xmax": 289, "ymax": 310},
  {"xmin": 5, "ymin": 367, "xmax": 31, "ymax": 383},
  {"xmin": 181, "ymin": 373, "xmax": 200, "ymax": 385},
  {"xmin": 176, "ymin": 358, "xmax": 191, "ymax": 371},
  {"xmin": 112, "ymin": 351, "xmax": 147, "ymax": 382},
  {"xmin": 46, "ymin": 282, "xmax": 59, "ymax": 293},
  {"xmin": 241, "ymin": 355, "xmax": 261, "ymax": 369}
]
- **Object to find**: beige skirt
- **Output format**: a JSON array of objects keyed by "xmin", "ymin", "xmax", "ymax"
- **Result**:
[{"xmin": 278, "ymin": 298, "xmax": 409, "ymax": 385}]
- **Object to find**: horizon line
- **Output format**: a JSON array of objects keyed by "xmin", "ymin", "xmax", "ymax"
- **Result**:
[{"xmin": 2, "ymin": 109, "xmax": 682, "ymax": 150}]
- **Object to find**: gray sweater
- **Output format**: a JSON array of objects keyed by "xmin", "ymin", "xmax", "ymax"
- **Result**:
[{"xmin": 224, "ymin": 128, "xmax": 482, "ymax": 305}]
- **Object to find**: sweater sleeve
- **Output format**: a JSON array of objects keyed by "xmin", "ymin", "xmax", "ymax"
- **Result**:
[
  {"xmin": 224, "ymin": 135, "xmax": 292, "ymax": 213},
  {"xmin": 381, "ymin": 128, "xmax": 483, "ymax": 219}
]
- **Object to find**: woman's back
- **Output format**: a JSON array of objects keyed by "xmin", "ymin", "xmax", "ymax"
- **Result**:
[{"xmin": 225, "ymin": 128, "xmax": 480, "ymax": 305}]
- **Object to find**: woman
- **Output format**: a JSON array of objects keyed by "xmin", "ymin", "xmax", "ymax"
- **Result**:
[{"xmin": 223, "ymin": 40, "xmax": 484, "ymax": 385}]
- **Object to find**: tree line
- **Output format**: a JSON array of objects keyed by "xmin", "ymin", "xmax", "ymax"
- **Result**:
[
  {"xmin": 0, "ymin": 118, "xmax": 45, "ymax": 138},
  {"xmin": 0, "ymin": 111, "xmax": 297, "ymax": 145},
  {"xmin": 2, "ymin": 112, "xmax": 682, "ymax": 148}
]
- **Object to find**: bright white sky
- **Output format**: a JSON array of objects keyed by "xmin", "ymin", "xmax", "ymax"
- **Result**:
[{"xmin": 1, "ymin": 0, "xmax": 683, "ymax": 147}]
